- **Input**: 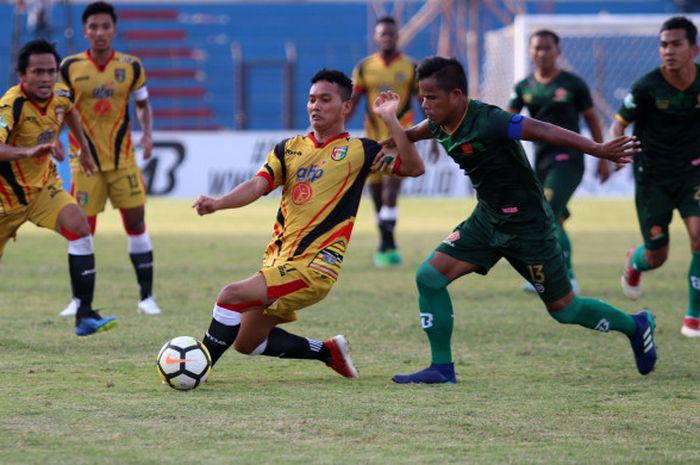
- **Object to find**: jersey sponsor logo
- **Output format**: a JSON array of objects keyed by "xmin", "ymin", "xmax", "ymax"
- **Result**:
[
  {"xmin": 623, "ymin": 93, "xmax": 636, "ymax": 109},
  {"xmin": 114, "ymin": 68, "xmax": 126, "ymax": 82},
  {"xmin": 655, "ymin": 99, "xmax": 670, "ymax": 110},
  {"xmin": 37, "ymin": 129, "xmax": 55, "ymax": 145},
  {"xmin": 554, "ymin": 87, "xmax": 569, "ymax": 102},
  {"xmin": 555, "ymin": 153, "xmax": 570, "ymax": 161},
  {"xmin": 93, "ymin": 99, "xmax": 112, "ymax": 116},
  {"xmin": 331, "ymin": 146, "xmax": 348, "ymax": 161},
  {"xmin": 419, "ymin": 312, "xmax": 434, "ymax": 329},
  {"xmin": 292, "ymin": 182, "xmax": 313, "ymax": 205},
  {"xmin": 295, "ymin": 163, "xmax": 324, "ymax": 182},
  {"xmin": 594, "ymin": 319, "xmax": 610, "ymax": 332},
  {"xmin": 92, "ymin": 85, "xmax": 114, "ymax": 100},
  {"xmin": 501, "ymin": 206, "xmax": 519, "ymax": 214}
]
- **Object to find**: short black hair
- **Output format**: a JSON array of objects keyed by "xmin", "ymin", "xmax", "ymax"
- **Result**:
[
  {"xmin": 376, "ymin": 16, "xmax": 397, "ymax": 27},
  {"xmin": 416, "ymin": 56, "xmax": 467, "ymax": 94},
  {"xmin": 82, "ymin": 1, "xmax": 117, "ymax": 25},
  {"xmin": 16, "ymin": 39, "xmax": 61, "ymax": 74},
  {"xmin": 660, "ymin": 16, "xmax": 697, "ymax": 46},
  {"xmin": 530, "ymin": 29, "xmax": 560, "ymax": 47},
  {"xmin": 310, "ymin": 69, "xmax": 353, "ymax": 101}
]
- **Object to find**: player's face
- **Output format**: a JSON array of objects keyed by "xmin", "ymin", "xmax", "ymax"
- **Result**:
[
  {"xmin": 307, "ymin": 81, "xmax": 351, "ymax": 132},
  {"xmin": 374, "ymin": 22, "xmax": 399, "ymax": 54},
  {"xmin": 529, "ymin": 35, "xmax": 559, "ymax": 72},
  {"xmin": 19, "ymin": 53, "xmax": 58, "ymax": 101},
  {"xmin": 84, "ymin": 13, "xmax": 116, "ymax": 52},
  {"xmin": 659, "ymin": 28, "xmax": 699, "ymax": 71},
  {"xmin": 418, "ymin": 77, "xmax": 460, "ymax": 126}
]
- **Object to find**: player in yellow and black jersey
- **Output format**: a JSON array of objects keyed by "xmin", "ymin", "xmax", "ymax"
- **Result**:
[
  {"xmin": 0, "ymin": 39, "xmax": 116, "ymax": 336},
  {"xmin": 192, "ymin": 69, "xmax": 424, "ymax": 380},
  {"xmin": 350, "ymin": 16, "xmax": 423, "ymax": 268},
  {"xmin": 58, "ymin": 1, "xmax": 161, "ymax": 317}
]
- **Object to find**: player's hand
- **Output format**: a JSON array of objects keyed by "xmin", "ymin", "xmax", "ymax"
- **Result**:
[
  {"xmin": 371, "ymin": 146, "xmax": 398, "ymax": 172},
  {"xmin": 140, "ymin": 134, "xmax": 154, "ymax": 160},
  {"xmin": 52, "ymin": 140, "xmax": 66, "ymax": 162},
  {"xmin": 24, "ymin": 142, "xmax": 56, "ymax": 160},
  {"xmin": 192, "ymin": 195, "xmax": 218, "ymax": 216},
  {"xmin": 372, "ymin": 91, "xmax": 400, "ymax": 120},
  {"xmin": 594, "ymin": 135, "xmax": 639, "ymax": 165},
  {"xmin": 378, "ymin": 137, "xmax": 396, "ymax": 149},
  {"xmin": 596, "ymin": 159, "xmax": 611, "ymax": 184},
  {"xmin": 78, "ymin": 145, "xmax": 97, "ymax": 176}
]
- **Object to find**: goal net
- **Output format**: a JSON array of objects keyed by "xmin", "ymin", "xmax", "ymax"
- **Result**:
[{"xmin": 481, "ymin": 14, "xmax": 700, "ymax": 195}]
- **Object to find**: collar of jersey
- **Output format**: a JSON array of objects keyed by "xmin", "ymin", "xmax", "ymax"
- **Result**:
[
  {"xmin": 85, "ymin": 49, "xmax": 116, "ymax": 72},
  {"xmin": 19, "ymin": 83, "xmax": 54, "ymax": 115},
  {"xmin": 307, "ymin": 131, "xmax": 350, "ymax": 148}
]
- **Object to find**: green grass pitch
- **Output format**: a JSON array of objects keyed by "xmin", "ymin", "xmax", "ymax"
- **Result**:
[{"xmin": 1, "ymin": 197, "xmax": 699, "ymax": 465}]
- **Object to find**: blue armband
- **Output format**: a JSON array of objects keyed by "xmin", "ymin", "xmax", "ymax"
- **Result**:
[{"xmin": 507, "ymin": 114, "xmax": 524, "ymax": 140}]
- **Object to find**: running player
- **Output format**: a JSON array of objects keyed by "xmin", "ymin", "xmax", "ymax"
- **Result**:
[
  {"xmin": 193, "ymin": 70, "xmax": 424, "ymax": 378},
  {"xmin": 387, "ymin": 56, "xmax": 655, "ymax": 384},
  {"xmin": 0, "ymin": 39, "xmax": 117, "ymax": 336},
  {"xmin": 613, "ymin": 16, "xmax": 700, "ymax": 337},
  {"xmin": 508, "ymin": 29, "xmax": 609, "ymax": 294},
  {"xmin": 350, "ymin": 16, "xmax": 421, "ymax": 267},
  {"xmin": 58, "ymin": 1, "xmax": 161, "ymax": 317}
]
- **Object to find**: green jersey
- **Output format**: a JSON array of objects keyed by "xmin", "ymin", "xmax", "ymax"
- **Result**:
[
  {"xmin": 508, "ymin": 70, "xmax": 594, "ymax": 170},
  {"xmin": 616, "ymin": 64, "xmax": 700, "ymax": 184},
  {"xmin": 429, "ymin": 99, "xmax": 552, "ymax": 233}
]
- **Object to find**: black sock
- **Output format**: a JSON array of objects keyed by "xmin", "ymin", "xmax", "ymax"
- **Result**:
[
  {"xmin": 69, "ymin": 253, "xmax": 96, "ymax": 320},
  {"xmin": 379, "ymin": 219, "xmax": 396, "ymax": 252},
  {"xmin": 262, "ymin": 327, "xmax": 330, "ymax": 362},
  {"xmin": 130, "ymin": 251, "xmax": 153, "ymax": 300},
  {"xmin": 202, "ymin": 318, "xmax": 240, "ymax": 366}
]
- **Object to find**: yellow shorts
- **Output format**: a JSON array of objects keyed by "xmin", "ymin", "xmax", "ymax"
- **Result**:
[
  {"xmin": 72, "ymin": 164, "xmax": 146, "ymax": 216},
  {"xmin": 259, "ymin": 260, "xmax": 335, "ymax": 322},
  {"xmin": 0, "ymin": 180, "xmax": 75, "ymax": 256}
]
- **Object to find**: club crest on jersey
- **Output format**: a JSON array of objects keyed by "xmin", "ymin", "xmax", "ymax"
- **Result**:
[
  {"xmin": 460, "ymin": 144, "xmax": 473, "ymax": 155},
  {"xmin": 331, "ymin": 146, "xmax": 348, "ymax": 161},
  {"xmin": 523, "ymin": 92, "xmax": 532, "ymax": 104},
  {"xmin": 296, "ymin": 163, "xmax": 324, "ymax": 182},
  {"xmin": 292, "ymin": 182, "xmax": 313, "ymax": 205},
  {"xmin": 554, "ymin": 87, "xmax": 568, "ymax": 102},
  {"xmin": 655, "ymin": 99, "xmax": 670, "ymax": 110},
  {"xmin": 76, "ymin": 191, "xmax": 89, "ymax": 207},
  {"xmin": 114, "ymin": 68, "xmax": 126, "ymax": 82}
]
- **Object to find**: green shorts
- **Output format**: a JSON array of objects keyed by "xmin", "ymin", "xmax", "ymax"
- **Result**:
[
  {"xmin": 436, "ymin": 209, "xmax": 571, "ymax": 302},
  {"xmin": 536, "ymin": 159, "xmax": 584, "ymax": 222},
  {"xmin": 635, "ymin": 174, "xmax": 700, "ymax": 250}
]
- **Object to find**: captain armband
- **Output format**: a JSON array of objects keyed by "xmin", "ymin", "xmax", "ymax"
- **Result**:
[{"xmin": 507, "ymin": 114, "xmax": 525, "ymax": 140}]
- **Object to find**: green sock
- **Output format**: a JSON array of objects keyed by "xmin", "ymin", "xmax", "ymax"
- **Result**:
[
  {"xmin": 549, "ymin": 296, "xmax": 636, "ymax": 337},
  {"xmin": 416, "ymin": 261, "xmax": 453, "ymax": 364},
  {"xmin": 630, "ymin": 245, "xmax": 650, "ymax": 272},
  {"xmin": 556, "ymin": 224, "xmax": 574, "ymax": 280},
  {"xmin": 687, "ymin": 251, "xmax": 700, "ymax": 319}
]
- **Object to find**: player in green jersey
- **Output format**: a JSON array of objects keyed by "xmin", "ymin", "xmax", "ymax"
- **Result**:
[
  {"xmin": 382, "ymin": 56, "xmax": 656, "ymax": 384},
  {"xmin": 613, "ymin": 16, "xmax": 700, "ymax": 337},
  {"xmin": 508, "ymin": 29, "xmax": 609, "ymax": 295}
]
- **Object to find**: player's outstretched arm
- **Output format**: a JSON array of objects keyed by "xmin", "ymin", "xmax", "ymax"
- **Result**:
[
  {"xmin": 0, "ymin": 141, "xmax": 56, "ymax": 161},
  {"xmin": 64, "ymin": 108, "xmax": 96, "ymax": 176},
  {"xmin": 373, "ymin": 91, "xmax": 425, "ymax": 177},
  {"xmin": 193, "ymin": 175, "xmax": 268, "ymax": 216},
  {"xmin": 521, "ymin": 117, "xmax": 639, "ymax": 165}
]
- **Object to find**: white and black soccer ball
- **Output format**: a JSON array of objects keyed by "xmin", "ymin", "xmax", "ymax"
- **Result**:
[{"xmin": 157, "ymin": 336, "xmax": 211, "ymax": 390}]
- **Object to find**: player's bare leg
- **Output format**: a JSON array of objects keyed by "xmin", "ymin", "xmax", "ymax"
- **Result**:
[{"xmin": 682, "ymin": 216, "xmax": 700, "ymax": 336}]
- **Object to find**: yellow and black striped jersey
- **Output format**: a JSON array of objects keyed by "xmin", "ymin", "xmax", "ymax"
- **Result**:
[
  {"xmin": 256, "ymin": 132, "xmax": 398, "ymax": 279},
  {"xmin": 59, "ymin": 50, "xmax": 147, "ymax": 172},
  {"xmin": 0, "ymin": 83, "xmax": 72, "ymax": 213},
  {"xmin": 352, "ymin": 52, "xmax": 418, "ymax": 140}
]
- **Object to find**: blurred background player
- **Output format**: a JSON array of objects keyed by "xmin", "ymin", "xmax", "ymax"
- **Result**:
[
  {"xmin": 390, "ymin": 57, "xmax": 655, "ymax": 384},
  {"xmin": 350, "ymin": 16, "xmax": 420, "ymax": 267},
  {"xmin": 613, "ymin": 16, "xmax": 700, "ymax": 337},
  {"xmin": 0, "ymin": 39, "xmax": 116, "ymax": 336},
  {"xmin": 193, "ymin": 70, "xmax": 424, "ymax": 379},
  {"xmin": 508, "ymin": 29, "xmax": 609, "ymax": 295},
  {"xmin": 58, "ymin": 1, "xmax": 161, "ymax": 317}
]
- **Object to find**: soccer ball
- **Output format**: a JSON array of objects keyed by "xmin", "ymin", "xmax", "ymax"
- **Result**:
[{"xmin": 157, "ymin": 336, "xmax": 211, "ymax": 390}]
